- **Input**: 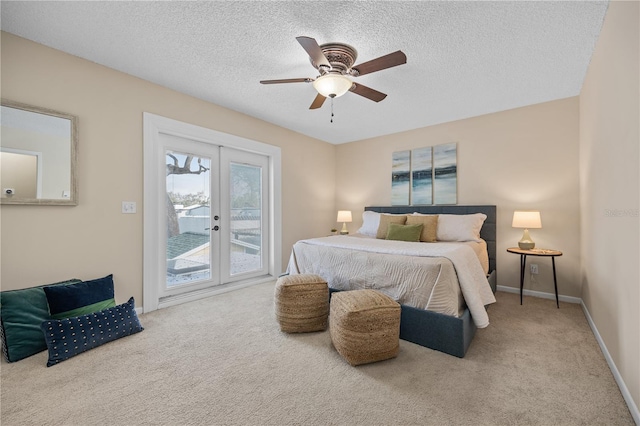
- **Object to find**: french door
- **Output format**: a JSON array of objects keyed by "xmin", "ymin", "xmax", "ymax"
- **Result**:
[
  {"xmin": 162, "ymin": 135, "xmax": 221, "ymax": 297},
  {"xmin": 161, "ymin": 137, "xmax": 269, "ymax": 298},
  {"xmin": 143, "ymin": 113, "xmax": 281, "ymax": 312}
]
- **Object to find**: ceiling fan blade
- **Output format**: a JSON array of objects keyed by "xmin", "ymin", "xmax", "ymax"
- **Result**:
[
  {"xmin": 309, "ymin": 93, "xmax": 327, "ymax": 109},
  {"xmin": 351, "ymin": 50, "xmax": 407, "ymax": 76},
  {"xmin": 260, "ymin": 78, "xmax": 313, "ymax": 84},
  {"xmin": 296, "ymin": 36, "xmax": 331, "ymax": 68},
  {"xmin": 350, "ymin": 83, "xmax": 387, "ymax": 102}
]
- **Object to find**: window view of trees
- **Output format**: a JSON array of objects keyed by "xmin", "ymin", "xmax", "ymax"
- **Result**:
[
  {"xmin": 165, "ymin": 153, "xmax": 264, "ymax": 283},
  {"xmin": 166, "ymin": 153, "xmax": 210, "ymax": 238},
  {"xmin": 165, "ymin": 152, "xmax": 212, "ymax": 285}
]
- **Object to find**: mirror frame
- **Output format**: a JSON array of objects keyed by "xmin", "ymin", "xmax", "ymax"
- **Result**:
[{"xmin": 1, "ymin": 99, "xmax": 78, "ymax": 206}]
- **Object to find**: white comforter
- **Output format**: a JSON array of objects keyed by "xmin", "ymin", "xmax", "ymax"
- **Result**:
[{"xmin": 287, "ymin": 235, "xmax": 496, "ymax": 328}]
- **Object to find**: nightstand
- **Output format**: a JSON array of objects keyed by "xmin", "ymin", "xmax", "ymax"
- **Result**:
[{"xmin": 507, "ymin": 247, "xmax": 563, "ymax": 308}]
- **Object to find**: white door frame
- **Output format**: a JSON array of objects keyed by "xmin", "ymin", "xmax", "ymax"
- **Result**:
[{"xmin": 143, "ymin": 112, "xmax": 282, "ymax": 313}]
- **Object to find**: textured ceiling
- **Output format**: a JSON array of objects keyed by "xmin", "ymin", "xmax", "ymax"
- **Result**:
[{"xmin": 1, "ymin": 1, "xmax": 608, "ymax": 144}]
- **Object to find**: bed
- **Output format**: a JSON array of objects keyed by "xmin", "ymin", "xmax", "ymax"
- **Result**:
[{"xmin": 286, "ymin": 205, "xmax": 497, "ymax": 358}]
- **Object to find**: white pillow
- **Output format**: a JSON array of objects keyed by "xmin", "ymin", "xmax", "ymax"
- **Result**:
[
  {"xmin": 357, "ymin": 211, "xmax": 381, "ymax": 237},
  {"xmin": 437, "ymin": 213, "xmax": 487, "ymax": 242}
]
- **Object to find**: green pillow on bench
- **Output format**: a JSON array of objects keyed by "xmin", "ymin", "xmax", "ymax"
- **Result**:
[{"xmin": 0, "ymin": 279, "xmax": 81, "ymax": 363}]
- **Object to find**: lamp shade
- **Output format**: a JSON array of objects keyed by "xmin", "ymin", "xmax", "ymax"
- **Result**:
[
  {"xmin": 313, "ymin": 74, "xmax": 353, "ymax": 98},
  {"xmin": 337, "ymin": 210, "xmax": 352, "ymax": 223},
  {"xmin": 512, "ymin": 211, "xmax": 542, "ymax": 229}
]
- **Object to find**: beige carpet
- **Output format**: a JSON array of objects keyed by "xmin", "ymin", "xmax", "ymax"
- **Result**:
[{"xmin": 1, "ymin": 282, "xmax": 634, "ymax": 425}]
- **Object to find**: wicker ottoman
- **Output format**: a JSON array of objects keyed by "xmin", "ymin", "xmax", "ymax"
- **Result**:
[
  {"xmin": 330, "ymin": 289, "xmax": 401, "ymax": 366},
  {"xmin": 274, "ymin": 274, "xmax": 329, "ymax": 333}
]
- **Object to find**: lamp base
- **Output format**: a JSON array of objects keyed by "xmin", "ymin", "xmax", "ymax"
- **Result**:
[
  {"xmin": 518, "ymin": 241, "xmax": 535, "ymax": 250},
  {"xmin": 340, "ymin": 222, "xmax": 349, "ymax": 235},
  {"xmin": 518, "ymin": 229, "xmax": 536, "ymax": 250},
  {"xmin": 518, "ymin": 229, "xmax": 535, "ymax": 250}
]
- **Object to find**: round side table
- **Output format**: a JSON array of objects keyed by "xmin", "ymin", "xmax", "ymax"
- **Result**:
[{"xmin": 507, "ymin": 247, "xmax": 563, "ymax": 308}]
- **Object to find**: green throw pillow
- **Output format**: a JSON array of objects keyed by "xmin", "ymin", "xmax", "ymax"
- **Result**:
[
  {"xmin": 0, "ymin": 279, "xmax": 81, "ymax": 362},
  {"xmin": 385, "ymin": 223, "xmax": 424, "ymax": 242}
]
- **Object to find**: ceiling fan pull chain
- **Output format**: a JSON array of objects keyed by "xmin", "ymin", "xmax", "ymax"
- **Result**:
[{"xmin": 331, "ymin": 97, "xmax": 334, "ymax": 123}]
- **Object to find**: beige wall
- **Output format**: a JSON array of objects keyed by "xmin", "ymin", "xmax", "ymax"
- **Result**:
[
  {"xmin": 336, "ymin": 98, "xmax": 581, "ymax": 296},
  {"xmin": 0, "ymin": 32, "xmax": 336, "ymax": 300},
  {"xmin": 579, "ymin": 0, "xmax": 639, "ymax": 415}
]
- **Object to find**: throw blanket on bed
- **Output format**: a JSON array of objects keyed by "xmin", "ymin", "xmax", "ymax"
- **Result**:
[{"xmin": 287, "ymin": 235, "xmax": 496, "ymax": 328}]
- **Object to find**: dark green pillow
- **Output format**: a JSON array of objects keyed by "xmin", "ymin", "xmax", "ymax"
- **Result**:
[
  {"xmin": 0, "ymin": 279, "xmax": 81, "ymax": 362},
  {"xmin": 385, "ymin": 223, "xmax": 424, "ymax": 242}
]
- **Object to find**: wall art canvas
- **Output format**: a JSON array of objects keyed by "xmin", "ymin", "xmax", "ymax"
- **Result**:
[
  {"xmin": 411, "ymin": 147, "xmax": 433, "ymax": 205},
  {"xmin": 391, "ymin": 150, "xmax": 410, "ymax": 205},
  {"xmin": 433, "ymin": 143, "xmax": 457, "ymax": 204}
]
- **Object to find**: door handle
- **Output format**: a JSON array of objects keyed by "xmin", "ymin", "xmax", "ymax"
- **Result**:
[{"xmin": 213, "ymin": 225, "xmax": 220, "ymax": 231}]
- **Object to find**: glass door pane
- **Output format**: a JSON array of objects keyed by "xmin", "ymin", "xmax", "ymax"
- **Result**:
[
  {"xmin": 220, "ymin": 148, "xmax": 269, "ymax": 282},
  {"xmin": 229, "ymin": 162, "xmax": 262, "ymax": 275},
  {"xmin": 165, "ymin": 150, "xmax": 212, "ymax": 288}
]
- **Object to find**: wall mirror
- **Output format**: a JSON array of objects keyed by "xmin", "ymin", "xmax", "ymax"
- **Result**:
[{"xmin": 1, "ymin": 99, "xmax": 78, "ymax": 205}]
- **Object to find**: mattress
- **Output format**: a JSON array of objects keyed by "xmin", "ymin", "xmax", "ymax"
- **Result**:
[{"xmin": 286, "ymin": 235, "xmax": 496, "ymax": 328}]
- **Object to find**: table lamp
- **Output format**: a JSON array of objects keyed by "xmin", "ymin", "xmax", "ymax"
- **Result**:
[
  {"xmin": 337, "ymin": 210, "xmax": 352, "ymax": 235},
  {"xmin": 512, "ymin": 211, "xmax": 542, "ymax": 250}
]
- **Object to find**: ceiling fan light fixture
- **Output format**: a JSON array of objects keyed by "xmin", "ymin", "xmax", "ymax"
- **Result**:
[{"xmin": 312, "ymin": 74, "xmax": 353, "ymax": 98}]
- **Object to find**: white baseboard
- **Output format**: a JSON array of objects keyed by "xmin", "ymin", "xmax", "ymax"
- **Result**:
[
  {"xmin": 581, "ymin": 301, "xmax": 640, "ymax": 425},
  {"xmin": 496, "ymin": 285, "xmax": 639, "ymax": 424},
  {"xmin": 496, "ymin": 285, "xmax": 582, "ymax": 304}
]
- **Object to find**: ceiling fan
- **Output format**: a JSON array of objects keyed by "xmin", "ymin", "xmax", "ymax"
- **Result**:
[{"xmin": 260, "ymin": 36, "xmax": 407, "ymax": 110}]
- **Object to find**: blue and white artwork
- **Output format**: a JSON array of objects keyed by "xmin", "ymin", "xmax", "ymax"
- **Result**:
[
  {"xmin": 411, "ymin": 147, "xmax": 433, "ymax": 205},
  {"xmin": 433, "ymin": 143, "xmax": 457, "ymax": 204},
  {"xmin": 391, "ymin": 150, "xmax": 410, "ymax": 205}
]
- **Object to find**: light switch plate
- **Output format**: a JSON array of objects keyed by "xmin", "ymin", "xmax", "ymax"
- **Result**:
[{"xmin": 122, "ymin": 201, "xmax": 137, "ymax": 214}]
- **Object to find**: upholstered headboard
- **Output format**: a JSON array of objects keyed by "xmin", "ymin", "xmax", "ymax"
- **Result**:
[{"xmin": 364, "ymin": 205, "xmax": 497, "ymax": 273}]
